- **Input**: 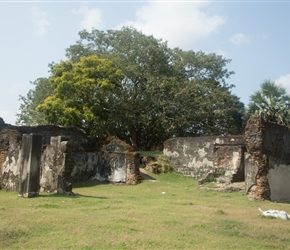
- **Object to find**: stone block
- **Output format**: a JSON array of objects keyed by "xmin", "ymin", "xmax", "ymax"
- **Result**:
[{"xmin": 18, "ymin": 134, "xmax": 42, "ymax": 198}]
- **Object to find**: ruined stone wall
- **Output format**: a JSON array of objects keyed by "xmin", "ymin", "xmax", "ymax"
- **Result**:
[
  {"xmin": 0, "ymin": 123, "xmax": 140, "ymax": 193},
  {"xmin": 74, "ymin": 139, "xmax": 140, "ymax": 185},
  {"xmin": 125, "ymin": 152, "xmax": 141, "ymax": 185},
  {"xmin": 40, "ymin": 136, "xmax": 70, "ymax": 193},
  {"xmin": 214, "ymin": 141, "xmax": 245, "ymax": 183},
  {"xmin": 163, "ymin": 136, "xmax": 245, "ymax": 184},
  {"xmin": 245, "ymin": 116, "xmax": 290, "ymax": 202},
  {"xmin": 0, "ymin": 123, "xmax": 88, "ymax": 192},
  {"xmin": 0, "ymin": 127, "xmax": 22, "ymax": 191}
]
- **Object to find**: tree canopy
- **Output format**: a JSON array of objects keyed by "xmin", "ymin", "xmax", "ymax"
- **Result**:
[
  {"xmin": 16, "ymin": 77, "xmax": 53, "ymax": 125},
  {"xmin": 37, "ymin": 55, "xmax": 124, "ymax": 136},
  {"xmin": 246, "ymin": 80, "xmax": 290, "ymax": 125},
  {"xmin": 17, "ymin": 27, "xmax": 245, "ymax": 150}
]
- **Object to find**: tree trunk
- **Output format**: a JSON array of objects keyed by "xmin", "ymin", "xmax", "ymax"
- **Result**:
[{"xmin": 130, "ymin": 128, "xmax": 138, "ymax": 150}]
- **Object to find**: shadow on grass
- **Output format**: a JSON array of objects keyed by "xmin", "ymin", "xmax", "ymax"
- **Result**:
[
  {"xmin": 139, "ymin": 168, "xmax": 156, "ymax": 181},
  {"xmin": 38, "ymin": 179, "xmax": 111, "ymax": 199},
  {"xmin": 74, "ymin": 179, "xmax": 110, "ymax": 188},
  {"xmin": 38, "ymin": 192, "xmax": 109, "ymax": 199}
]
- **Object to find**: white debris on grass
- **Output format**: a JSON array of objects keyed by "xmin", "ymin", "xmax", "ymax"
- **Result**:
[
  {"xmin": 161, "ymin": 192, "xmax": 166, "ymax": 195},
  {"xmin": 258, "ymin": 208, "xmax": 290, "ymax": 220}
]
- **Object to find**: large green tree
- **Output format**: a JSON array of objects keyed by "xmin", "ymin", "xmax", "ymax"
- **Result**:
[
  {"xmin": 16, "ymin": 77, "xmax": 53, "ymax": 125},
  {"xmin": 37, "ymin": 55, "xmax": 123, "ymax": 136},
  {"xmin": 18, "ymin": 27, "xmax": 244, "ymax": 149},
  {"xmin": 65, "ymin": 27, "xmax": 244, "ymax": 149},
  {"xmin": 246, "ymin": 80, "xmax": 290, "ymax": 125}
]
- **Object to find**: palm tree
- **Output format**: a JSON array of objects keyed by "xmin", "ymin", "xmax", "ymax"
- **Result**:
[{"xmin": 246, "ymin": 80, "xmax": 290, "ymax": 125}]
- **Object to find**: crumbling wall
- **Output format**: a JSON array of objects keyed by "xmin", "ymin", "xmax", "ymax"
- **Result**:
[
  {"xmin": 214, "ymin": 140, "xmax": 245, "ymax": 183},
  {"xmin": 0, "ymin": 128, "xmax": 22, "ymax": 191},
  {"xmin": 0, "ymin": 123, "xmax": 88, "ymax": 192},
  {"xmin": 40, "ymin": 136, "xmax": 73, "ymax": 193},
  {"xmin": 89, "ymin": 137, "xmax": 140, "ymax": 185},
  {"xmin": 163, "ymin": 136, "xmax": 245, "ymax": 184},
  {"xmin": 244, "ymin": 116, "xmax": 290, "ymax": 202},
  {"xmin": 0, "ymin": 121, "xmax": 141, "ymax": 193},
  {"xmin": 125, "ymin": 152, "xmax": 141, "ymax": 185}
]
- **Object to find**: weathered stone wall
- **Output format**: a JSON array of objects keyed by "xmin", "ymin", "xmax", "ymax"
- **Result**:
[
  {"xmin": 40, "ymin": 136, "xmax": 71, "ymax": 193},
  {"xmin": 0, "ymin": 123, "xmax": 88, "ymax": 192},
  {"xmin": 163, "ymin": 136, "xmax": 245, "ymax": 184},
  {"xmin": 0, "ymin": 127, "xmax": 22, "ymax": 191},
  {"xmin": 214, "ymin": 141, "xmax": 245, "ymax": 183},
  {"xmin": 0, "ymin": 122, "xmax": 141, "ymax": 193},
  {"xmin": 74, "ymin": 139, "xmax": 140, "ymax": 185},
  {"xmin": 245, "ymin": 116, "xmax": 290, "ymax": 202},
  {"xmin": 125, "ymin": 152, "xmax": 141, "ymax": 185}
]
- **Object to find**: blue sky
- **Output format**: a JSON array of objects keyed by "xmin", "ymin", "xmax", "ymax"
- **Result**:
[{"xmin": 1, "ymin": 1, "xmax": 290, "ymax": 124}]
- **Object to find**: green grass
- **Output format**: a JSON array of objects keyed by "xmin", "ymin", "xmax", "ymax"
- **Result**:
[
  {"xmin": 138, "ymin": 151, "xmax": 163, "ymax": 157},
  {"xmin": 1, "ymin": 171, "xmax": 290, "ymax": 249}
]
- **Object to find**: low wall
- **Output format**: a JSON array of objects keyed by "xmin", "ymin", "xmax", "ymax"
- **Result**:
[{"xmin": 163, "ymin": 136, "xmax": 245, "ymax": 184}]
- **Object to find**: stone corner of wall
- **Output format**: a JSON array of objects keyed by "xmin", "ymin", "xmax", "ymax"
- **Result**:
[{"xmin": 98, "ymin": 136, "xmax": 134, "ymax": 153}]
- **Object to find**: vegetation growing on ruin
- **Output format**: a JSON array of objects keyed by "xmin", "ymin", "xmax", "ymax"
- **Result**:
[
  {"xmin": 139, "ymin": 151, "xmax": 173, "ymax": 174},
  {"xmin": 1, "ymin": 171, "xmax": 290, "ymax": 249}
]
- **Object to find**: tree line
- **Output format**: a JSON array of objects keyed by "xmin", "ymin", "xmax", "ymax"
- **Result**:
[{"xmin": 16, "ymin": 27, "xmax": 290, "ymax": 150}]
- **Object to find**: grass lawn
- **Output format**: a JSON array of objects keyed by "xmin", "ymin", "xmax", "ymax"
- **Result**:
[{"xmin": 1, "ymin": 170, "xmax": 290, "ymax": 249}]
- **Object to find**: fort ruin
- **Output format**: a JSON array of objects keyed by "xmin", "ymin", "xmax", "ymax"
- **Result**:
[{"xmin": 1, "ymin": 116, "xmax": 290, "ymax": 202}]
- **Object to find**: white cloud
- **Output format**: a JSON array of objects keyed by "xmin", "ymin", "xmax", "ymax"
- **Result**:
[
  {"xmin": 117, "ymin": 2, "xmax": 225, "ymax": 49},
  {"xmin": 215, "ymin": 49, "xmax": 231, "ymax": 59},
  {"xmin": 71, "ymin": 6, "xmax": 103, "ymax": 31},
  {"xmin": 275, "ymin": 74, "xmax": 290, "ymax": 94},
  {"xmin": 229, "ymin": 33, "xmax": 250, "ymax": 46},
  {"xmin": 31, "ymin": 6, "xmax": 51, "ymax": 36}
]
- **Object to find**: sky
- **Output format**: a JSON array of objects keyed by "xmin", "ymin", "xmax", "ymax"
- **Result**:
[{"xmin": 1, "ymin": 0, "xmax": 290, "ymax": 125}]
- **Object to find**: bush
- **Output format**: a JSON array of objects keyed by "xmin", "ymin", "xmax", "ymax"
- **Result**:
[{"xmin": 145, "ymin": 155, "xmax": 173, "ymax": 174}]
